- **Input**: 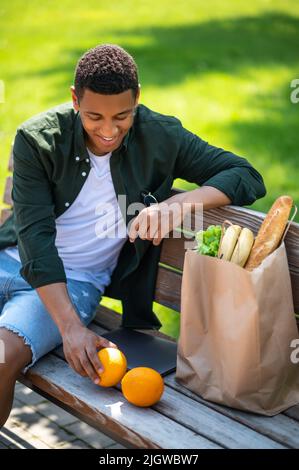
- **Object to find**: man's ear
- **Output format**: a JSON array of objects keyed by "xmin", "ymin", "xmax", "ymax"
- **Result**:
[{"xmin": 70, "ymin": 85, "xmax": 79, "ymax": 111}]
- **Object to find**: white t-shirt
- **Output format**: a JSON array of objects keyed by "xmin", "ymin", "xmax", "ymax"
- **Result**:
[{"xmin": 5, "ymin": 147, "xmax": 128, "ymax": 292}]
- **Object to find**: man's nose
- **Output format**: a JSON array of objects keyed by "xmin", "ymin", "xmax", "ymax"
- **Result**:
[{"xmin": 99, "ymin": 122, "xmax": 118, "ymax": 137}]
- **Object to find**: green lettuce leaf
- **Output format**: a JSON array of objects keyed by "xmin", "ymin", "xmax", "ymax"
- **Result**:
[{"xmin": 195, "ymin": 225, "xmax": 222, "ymax": 257}]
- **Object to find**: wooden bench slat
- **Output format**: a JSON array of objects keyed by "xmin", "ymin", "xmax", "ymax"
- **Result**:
[
  {"xmin": 284, "ymin": 406, "xmax": 299, "ymax": 422},
  {"xmin": 155, "ymin": 266, "xmax": 182, "ymax": 312},
  {"xmin": 18, "ymin": 373, "xmax": 135, "ymax": 449},
  {"xmin": 159, "ymin": 387, "xmax": 285, "ymax": 449},
  {"xmin": 20, "ymin": 354, "xmax": 221, "ymax": 449},
  {"xmin": 167, "ymin": 375, "xmax": 299, "ymax": 449}
]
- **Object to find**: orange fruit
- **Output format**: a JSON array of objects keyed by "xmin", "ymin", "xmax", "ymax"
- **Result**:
[
  {"xmin": 121, "ymin": 367, "xmax": 164, "ymax": 407},
  {"xmin": 97, "ymin": 347, "xmax": 127, "ymax": 387}
]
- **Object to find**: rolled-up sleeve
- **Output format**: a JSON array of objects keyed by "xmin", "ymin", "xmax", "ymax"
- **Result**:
[
  {"xmin": 174, "ymin": 125, "xmax": 266, "ymax": 206},
  {"xmin": 12, "ymin": 129, "xmax": 66, "ymax": 288}
]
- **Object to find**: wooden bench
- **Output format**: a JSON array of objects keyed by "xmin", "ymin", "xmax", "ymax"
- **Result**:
[{"xmin": 1, "ymin": 147, "xmax": 299, "ymax": 449}]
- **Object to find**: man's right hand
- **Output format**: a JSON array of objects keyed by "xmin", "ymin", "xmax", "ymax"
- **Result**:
[
  {"xmin": 61, "ymin": 322, "xmax": 118, "ymax": 385},
  {"xmin": 36, "ymin": 283, "xmax": 118, "ymax": 385}
]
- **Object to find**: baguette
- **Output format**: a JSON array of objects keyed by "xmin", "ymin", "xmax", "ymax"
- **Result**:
[{"xmin": 244, "ymin": 195, "xmax": 293, "ymax": 271}]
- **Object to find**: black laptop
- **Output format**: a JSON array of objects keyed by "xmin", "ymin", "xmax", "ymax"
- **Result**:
[{"xmin": 102, "ymin": 328, "xmax": 177, "ymax": 377}]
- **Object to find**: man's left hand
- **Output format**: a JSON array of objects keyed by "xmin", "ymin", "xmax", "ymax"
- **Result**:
[{"xmin": 128, "ymin": 201, "xmax": 187, "ymax": 246}]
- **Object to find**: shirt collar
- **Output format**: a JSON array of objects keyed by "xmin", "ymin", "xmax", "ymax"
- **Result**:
[{"xmin": 74, "ymin": 111, "xmax": 131, "ymax": 162}]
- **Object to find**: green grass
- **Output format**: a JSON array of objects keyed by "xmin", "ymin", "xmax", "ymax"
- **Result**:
[{"xmin": 1, "ymin": 0, "xmax": 299, "ymax": 338}]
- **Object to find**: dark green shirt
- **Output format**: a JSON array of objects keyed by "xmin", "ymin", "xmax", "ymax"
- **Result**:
[{"xmin": 0, "ymin": 102, "xmax": 266, "ymax": 328}]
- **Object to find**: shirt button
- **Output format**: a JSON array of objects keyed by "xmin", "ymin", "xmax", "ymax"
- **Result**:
[
  {"xmin": 85, "ymin": 158, "xmax": 89, "ymax": 162},
  {"xmin": 65, "ymin": 202, "xmax": 70, "ymax": 207},
  {"xmin": 75, "ymin": 156, "xmax": 80, "ymax": 161},
  {"xmin": 82, "ymin": 171, "xmax": 87, "ymax": 177}
]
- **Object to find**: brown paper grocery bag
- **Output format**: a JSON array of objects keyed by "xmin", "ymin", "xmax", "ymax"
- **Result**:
[{"xmin": 176, "ymin": 242, "xmax": 299, "ymax": 415}]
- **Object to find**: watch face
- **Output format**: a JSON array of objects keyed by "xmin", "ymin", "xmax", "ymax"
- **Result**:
[
  {"xmin": 141, "ymin": 192, "xmax": 158, "ymax": 206},
  {"xmin": 143, "ymin": 193, "xmax": 158, "ymax": 206}
]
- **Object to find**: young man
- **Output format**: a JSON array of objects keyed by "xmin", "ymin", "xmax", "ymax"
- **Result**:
[{"xmin": 0, "ymin": 44, "xmax": 266, "ymax": 427}]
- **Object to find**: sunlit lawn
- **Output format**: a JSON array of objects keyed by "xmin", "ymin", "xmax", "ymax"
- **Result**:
[{"xmin": 1, "ymin": 0, "xmax": 298, "ymax": 338}]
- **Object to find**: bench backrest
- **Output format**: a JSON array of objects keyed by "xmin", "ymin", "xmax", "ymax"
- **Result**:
[{"xmin": 2, "ymin": 147, "xmax": 299, "ymax": 315}]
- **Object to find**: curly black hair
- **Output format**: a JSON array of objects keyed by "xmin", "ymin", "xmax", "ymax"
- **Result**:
[{"xmin": 74, "ymin": 44, "xmax": 139, "ymax": 101}]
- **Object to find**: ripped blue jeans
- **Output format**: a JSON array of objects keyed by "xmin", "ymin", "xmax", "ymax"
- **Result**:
[{"xmin": 0, "ymin": 250, "xmax": 102, "ymax": 373}]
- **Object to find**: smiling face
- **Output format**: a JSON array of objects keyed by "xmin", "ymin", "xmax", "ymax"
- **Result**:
[{"xmin": 71, "ymin": 86, "xmax": 140, "ymax": 156}]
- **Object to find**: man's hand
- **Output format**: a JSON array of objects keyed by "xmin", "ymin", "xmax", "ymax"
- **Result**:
[
  {"xmin": 61, "ymin": 322, "xmax": 118, "ymax": 385},
  {"xmin": 128, "ymin": 201, "xmax": 187, "ymax": 246},
  {"xmin": 128, "ymin": 186, "xmax": 232, "ymax": 245}
]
